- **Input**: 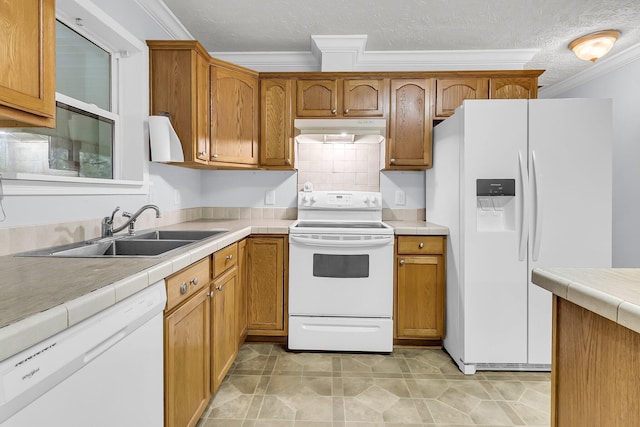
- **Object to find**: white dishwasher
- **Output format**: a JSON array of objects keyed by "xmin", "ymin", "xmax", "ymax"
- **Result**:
[{"xmin": 0, "ymin": 280, "xmax": 166, "ymax": 427}]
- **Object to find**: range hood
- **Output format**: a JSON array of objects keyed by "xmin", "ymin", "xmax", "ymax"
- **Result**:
[{"xmin": 294, "ymin": 118, "xmax": 386, "ymax": 136}]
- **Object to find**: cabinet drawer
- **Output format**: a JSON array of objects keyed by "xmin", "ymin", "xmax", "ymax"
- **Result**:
[
  {"xmin": 397, "ymin": 236, "xmax": 445, "ymax": 255},
  {"xmin": 166, "ymin": 257, "xmax": 211, "ymax": 312},
  {"xmin": 213, "ymin": 243, "xmax": 238, "ymax": 278}
]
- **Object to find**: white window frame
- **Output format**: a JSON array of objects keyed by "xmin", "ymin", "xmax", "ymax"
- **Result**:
[{"xmin": 3, "ymin": 3, "xmax": 148, "ymax": 196}]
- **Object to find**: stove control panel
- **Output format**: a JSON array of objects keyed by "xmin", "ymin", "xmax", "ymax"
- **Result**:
[{"xmin": 298, "ymin": 191, "xmax": 382, "ymax": 209}]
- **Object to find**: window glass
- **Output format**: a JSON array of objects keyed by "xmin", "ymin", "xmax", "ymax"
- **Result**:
[
  {"xmin": 56, "ymin": 21, "xmax": 111, "ymax": 111},
  {"xmin": 0, "ymin": 21, "xmax": 115, "ymax": 180}
]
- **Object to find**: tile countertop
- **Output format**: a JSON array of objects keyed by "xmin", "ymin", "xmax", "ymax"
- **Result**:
[
  {"xmin": 0, "ymin": 219, "xmax": 448, "ymax": 361},
  {"xmin": 532, "ymin": 267, "xmax": 640, "ymax": 334}
]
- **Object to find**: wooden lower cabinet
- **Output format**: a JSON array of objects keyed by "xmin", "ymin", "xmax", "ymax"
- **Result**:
[
  {"xmin": 164, "ymin": 285, "xmax": 211, "ymax": 427},
  {"xmin": 211, "ymin": 266, "xmax": 237, "ymax": 393},
  {"xmin": 247, "ymin": 236, "xmax": 287, "ymax": 336},
  {"xmin": 395, "ymin": 236, "xmax": 446, "ymax": 342},
  {"xmin": 236, "ymin": 238, "xmax": 248, "ymax": 341}
]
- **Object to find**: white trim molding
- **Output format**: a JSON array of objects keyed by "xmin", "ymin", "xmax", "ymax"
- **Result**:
[
  {"xmin": 211, "ymin": 34, "xmax": 538, "ymax": 73},
  {"xmin": 540, "ymin": 42, "xmax": 640, "ymax": 98},
  {"xmin": 133, "ymin": 0, "xmax": 194, "ymax": 40}
]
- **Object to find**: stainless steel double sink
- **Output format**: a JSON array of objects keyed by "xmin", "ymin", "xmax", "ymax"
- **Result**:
[{"xmin": 16, "ymin": 229, "xmax": 228, "ymax": 258}]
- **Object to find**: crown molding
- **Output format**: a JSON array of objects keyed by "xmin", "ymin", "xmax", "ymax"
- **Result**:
[
  {"xmin": 540, "ymin": 42, "xmax": 640, "ymax": 98},
  {"xmin": 133, "ymin": 0, "xmax": 193, "ymax": 40},
  {"xmin": 210, "ymin": 52, "xmax": 320, "ymax": 72},
  {"xmin": 211, "ymin": 48, "xmax": 538, "ymax": 72}
]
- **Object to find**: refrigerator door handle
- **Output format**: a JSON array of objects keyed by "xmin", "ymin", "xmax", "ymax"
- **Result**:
[
  {"xmin": 518, "ymin": 151, "xmax": 528, "ymax": 261},
  {"xmin": 532, "ymin": 150, "xmax": 543, "ymax": 261}
]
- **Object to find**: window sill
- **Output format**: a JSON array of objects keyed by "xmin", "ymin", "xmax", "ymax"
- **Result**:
[{"xmin": 2, "ymin": 173, "xmax": 148, "ymax": 196}]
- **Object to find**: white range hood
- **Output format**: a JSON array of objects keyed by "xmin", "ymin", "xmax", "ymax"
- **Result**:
[{"xmin": 294, "ymin": 118, "xmax": 386, "ymax": 136}]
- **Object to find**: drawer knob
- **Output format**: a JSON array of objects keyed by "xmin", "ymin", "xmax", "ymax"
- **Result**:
[
  {"xmin": 180, "ymin": 282, "xmax": 188, "ymax": 295},
  {"xmin": 226, "ymin": 254, "xmax": 233, "ymax": 261},
  {"xmin": 209, "ymin": 291, "xmax": 215, "ymax": 298},
  {"xmin": 399, "ymin": 259, "xmax": 405, "ymax": 265},
  {"xmin": 216, "ymin": 285, "xmax": 223, "ymax": 292},
  {"xmin": 191, "ymin": 277, "xmax": 199, "ymax": 286},
  {"xmin": 419, "ymin": 242, "xmax": 424, "ymax": 248}
]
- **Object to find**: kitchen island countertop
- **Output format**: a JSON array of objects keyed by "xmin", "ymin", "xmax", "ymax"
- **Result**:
[
  {"xmin": 0, "ymin": 218, "xmax": 448, "ymax": 361},
  {"xmin": 532, "ymin": 267, "xmax": 640, "ymax": 334},
  {"xmin": 531, "ymin": 267, "xmax": 640, "ymax": 425}
]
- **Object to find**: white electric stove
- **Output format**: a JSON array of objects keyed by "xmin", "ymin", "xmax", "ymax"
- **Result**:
[{"xmin": 288, "ymin": 190, "xmax": 394, "ymax": 352}]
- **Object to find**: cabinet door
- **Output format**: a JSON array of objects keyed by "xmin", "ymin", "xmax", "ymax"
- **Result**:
[
  {"xmin": 388, "ymin": 79, "xmax": 434, "ymax": 168},
  {"xmin": 296, "ymin": 79, "xmax": 339, "ymax": 117},
  {"xmin": 247, "ymin": 236, "xmax": 286, "ymax": 334},
  {"xmin": 236, "ymin": 238, "xmax": 248, "ymax": 342},
  {"xmin": 164, "ymin": 287, "xmax": 210, "ymax": 427},
  {"xmin": 435, "ymin": 78, "xmax": 489, "ymax": 118},
  {"xmin": 342, "ymin": 78, "xmax": 386, "ymax": 117},
  {"xmin": 0, "ymin": 0, "xmax": 55, "ymax": 127},
  {"xmin": 490, "ymin": 78, "xmax": 538, "ymax": 99},
  {"xmin": 396, "ymin": 255, "xmax": 445, "ymax": 339},
  {"xmin": 148, "ymin": 42, "xmax": 210, "ymax": 165},
  {"xmin": 211, "ymin": 267, "xmax": 237, "ymax": 393},
  {"xmin": 260, "ymin": 79, "xmax": 294, "ymax": 168},
  {"xmin": 211, "ymin": 66, "xmax": 259, "ymax": 165}
]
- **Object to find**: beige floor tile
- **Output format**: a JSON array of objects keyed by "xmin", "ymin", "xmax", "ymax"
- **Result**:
[{"xmin": 198, "ymin": 344, "xmax": 551, "ymax": 427}]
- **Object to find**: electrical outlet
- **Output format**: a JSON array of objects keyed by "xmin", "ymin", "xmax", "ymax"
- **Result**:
[
  {"xmin": 395, "ymin": 190, "xmax": 406, "ymax": 206},
  {"xmin": 265, "ymin": 190, "xmax": 276, "ymax": 205}
]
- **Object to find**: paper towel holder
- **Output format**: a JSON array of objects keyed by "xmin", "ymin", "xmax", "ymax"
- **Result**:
[{"xmin": 148, "ymin": 113, "xmax": 185, "ymax": 163}]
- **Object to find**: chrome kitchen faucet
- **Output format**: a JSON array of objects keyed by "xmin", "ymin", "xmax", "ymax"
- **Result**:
[{"xmin": 101, "ymin": 204, "xmax": 161, "ymax": 237}]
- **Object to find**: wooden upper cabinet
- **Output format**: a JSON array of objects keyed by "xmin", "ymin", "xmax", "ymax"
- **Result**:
[
  {"xmin": 435, "ymin": 78, "xmax": 489, "ymax": 118},
  {"xmin": 260, "ymin": 79, "xmax": 293, "ymax": 168},
  {"xmin": 296, "ymin": 79, "xmax": 338, "ymax": 117},
  {"xmin": 211, "ymin": 64, "xmax": 259, "ymax": 166},
  {"xmin": 388, "ymin": 78, "xmax": 434, "ymax": 169},
  {"xmin": 342, "ymin": 78, "xmax": 386, "ymax": 117},
  {"xmin": 490, "ymin": 77, "xmax": 538, "ymax": 99},
  {"xmin": 148, "ymin": 40, "xmax": 210, "ymax": 166},
  {"xmin": 0, "ymin": 0, "xmax": 55, "ymax": 128},
  {"xmin": 296, "ymin": 77, "xmax": 386, "ymax": 117}
]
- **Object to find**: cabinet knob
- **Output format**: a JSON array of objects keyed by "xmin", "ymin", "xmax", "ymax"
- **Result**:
[
  {"xmin": 390, "ymin": 158, "xmax": 396, "ymax": 164},
  {"xmin": 418, "ymin": 242, "xmax": 424, "ymax": 249},
  {"xmin": 285, "ymin": 158, "xmax": 291, "ymax": 166},
  {"xmin": 399, "ymin": 259, "xmax": 405, "ymax": 266},
  {"xmin": 226, "ymin": 254, "xmax": 233, "ymax": 261},
  {"xmin": 209, "ymin": 291, "xmax": 215, "ymax": 298},
  {"xmin": 198, "ymin": 151, "xmax": 206, "ymax": 157},
  {"xmin": 216, "ymin": 285, "xmax": 223, "ymax": 292},
  {"xmin": 344, "ymin": 108, "xmax": 349, "ymax": 114},
  {"xmin": 331, "ymin": 109, "xmax": 337, "ymax": 115},
  {"xmin": 180, "ymin": 282, "xmax": 188, "ymax": 295},
  {"xmin": 191, "ymin": 277, "xmax": 199, "ymax": 286},
  {"xmin": 212, "ymin": 153, "xmax": 218, "ymax": 159}
]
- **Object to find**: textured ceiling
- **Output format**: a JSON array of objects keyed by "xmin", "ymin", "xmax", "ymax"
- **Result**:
[{"xmin": 161, "ymin": 0, "xmax": 640, "ymax": 87}]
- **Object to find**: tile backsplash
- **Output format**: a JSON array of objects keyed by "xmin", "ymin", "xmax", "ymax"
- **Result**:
[{"xmin": 296, "ymin": 143, "xmax": 382, "ymax": 192}]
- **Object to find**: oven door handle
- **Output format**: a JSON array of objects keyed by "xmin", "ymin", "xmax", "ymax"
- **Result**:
[{"xmin": 289, "ymin": 235, "xmax": 394, "ymax": 248}]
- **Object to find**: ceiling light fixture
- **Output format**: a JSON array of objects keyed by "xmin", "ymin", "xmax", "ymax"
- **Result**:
[{"xmin": 568, "ymin": 30, "xmax": 620, "ymax": 62}]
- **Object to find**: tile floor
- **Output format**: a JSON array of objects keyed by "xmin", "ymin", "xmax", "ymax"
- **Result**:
[{"xmin": 197, "ymin": 343, "xmax": 551, "ymax": 427}]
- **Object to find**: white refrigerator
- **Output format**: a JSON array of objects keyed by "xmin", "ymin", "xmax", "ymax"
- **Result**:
[{"xmin": 426, "ymin": 98, "xmax": 612, "ymax": 375}]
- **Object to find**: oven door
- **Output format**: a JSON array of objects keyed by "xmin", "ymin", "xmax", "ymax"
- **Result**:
[{"xmin": 288, "ymin": 233, "xmax": 394, "ymax": 317}]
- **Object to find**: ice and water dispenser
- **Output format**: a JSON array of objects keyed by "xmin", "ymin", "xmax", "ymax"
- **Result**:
[{"xmin": 476, "ymin": 179, "xmax": 516, "ymax": 232}]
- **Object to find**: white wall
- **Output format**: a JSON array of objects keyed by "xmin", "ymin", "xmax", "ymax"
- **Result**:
[
  {"xmin": 541, "ymin": 56, "xmax": 640, "ymax": 267},
  {"xmin": 380, "ymin": 171, "xmax": 425, "ymax": 209},
  {"xmin": 200, "ymin": 170, "xmax": 297, "ymax": 207}
]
